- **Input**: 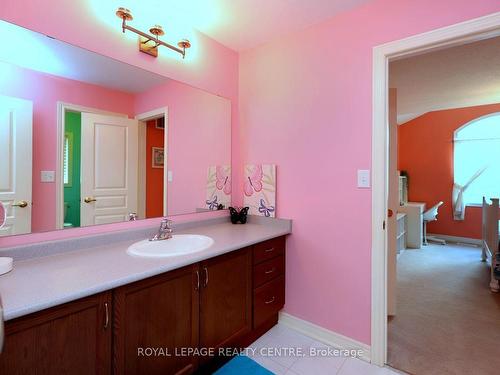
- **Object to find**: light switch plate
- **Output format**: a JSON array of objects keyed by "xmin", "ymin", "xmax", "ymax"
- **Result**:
[
  {"xmin": 41, "ymin": 170, "xmax": 55, "ymax": 183},
  {"xmin": 357, "ymin": 169, "xmax": 370, "ymax": 188}
]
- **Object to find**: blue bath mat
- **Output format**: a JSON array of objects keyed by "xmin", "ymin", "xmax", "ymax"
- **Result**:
[{"xmin": 214, "ymin": 355, "xmax": 274, "ymax": 375}]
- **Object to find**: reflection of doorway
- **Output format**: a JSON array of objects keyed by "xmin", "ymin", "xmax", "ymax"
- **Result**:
[
  {"xmin": 56, "ymin": 103, "xmax": 138, "ymax": 229},
  {"xmin": 62, "ymin": 111, "xmax": 81, "ymax": 228},
  {"xmin": 0, "ymin": 95, "xmax": 33, "ymax": 236},
  {"xmin": 145, "ymin": 118, "xmax": 165, "ymax": 218},
  {"xmin": 136, "ymin": 107, "xmax": 169, "ymax": 219}
]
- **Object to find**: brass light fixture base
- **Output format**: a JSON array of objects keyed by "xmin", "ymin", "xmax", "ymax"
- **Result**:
[
  {"xmin": 149, "ymin": 25, "xmax": 165, "ymax": 37},
  {"xmin": 116, "ymin": 7, "xmax": 133, "ymax": 21},
  {"xmin": 116, "ymin": 7, "xmax": 191, "ymax": 58},
  {"xmin": 139, "ymin": 36, "xmax": 159, "ymax": 57},
  {"xmin": 178, "ymin": 39, "xmax": 191, "ymax": 49}
]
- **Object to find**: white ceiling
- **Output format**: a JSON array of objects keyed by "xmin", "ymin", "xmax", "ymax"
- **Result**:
[
  {"xmin": 196, "ymin": 0, "xmax": 372, "ymax": 51},
  {"xmin": 0, "ymin": 20, "xmax": 167, "ymax": 93},
  {"xmin": 390, "ymin": 36, "xmax": 500, "ymax": 124}
]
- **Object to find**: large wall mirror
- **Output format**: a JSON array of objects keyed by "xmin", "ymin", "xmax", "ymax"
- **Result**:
[{"xmin": 0, "ymin": 20, "xmax": 231, "ymax": 237}]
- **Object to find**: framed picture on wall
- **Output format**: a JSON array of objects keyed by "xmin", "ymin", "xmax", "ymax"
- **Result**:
[
  {"xmin": 152, "ymin": 147, "xmax": 164, "ymax": 168},
  {"xmin": 155, "ymin": 117, "xmax": 165, "ymax": 129}
]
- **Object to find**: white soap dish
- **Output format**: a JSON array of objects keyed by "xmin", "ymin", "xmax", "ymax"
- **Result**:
[{"xmin": 0, "ymin": 257, "xmax": 13, "ymax": 275}]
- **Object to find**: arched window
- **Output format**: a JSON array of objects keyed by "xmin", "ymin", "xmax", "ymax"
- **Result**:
[{"xmin": 454, "ymin": 113, "xmax": 500, "ymax": 206}]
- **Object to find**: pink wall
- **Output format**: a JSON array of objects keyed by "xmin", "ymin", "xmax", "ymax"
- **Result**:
[
  {"xmin": 0, "ymin": 62, "xmax": 135, "ymax": 233},
  {"xmin": 135, "ymin": 80, "xmax": 232, "ymax": 215},
  {"xmin": 0, "ymin": 1, "xmax": 239, "ymax": 247},
  {"xmin": 239, "ymin": 0, "xmax": 500, "ymax": 345}
]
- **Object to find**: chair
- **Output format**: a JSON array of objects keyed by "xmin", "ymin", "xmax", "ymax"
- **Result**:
[{"xmin": 423, "ymin": 201, "xmax": 446, "ymax": 245}]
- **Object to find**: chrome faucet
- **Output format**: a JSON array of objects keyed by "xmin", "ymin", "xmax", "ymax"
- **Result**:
[{"xmin": 150, "ymin": 218, "xmax": 173, "ymax": 241}]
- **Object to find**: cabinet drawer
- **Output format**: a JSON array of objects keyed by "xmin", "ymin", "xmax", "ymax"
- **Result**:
[
  {"xmin": 253, "ymin": 276, "xmax": 285, "ymax": 328},
  {"xmin": 253, "ymin": 255, "xmax": 285, "ymax": 288},
  {"xmin": 253, "ymin": 237, "xmax": 285, "ymax": 264}
]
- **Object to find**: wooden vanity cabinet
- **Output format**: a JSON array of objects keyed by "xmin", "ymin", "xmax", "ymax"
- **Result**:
[
  {"xmin": 112, "ymin": 264, "xmax": 199, "ymax": 375},
  {"xmin": 199, "ymin": 247, "xmax": 252, "ymax": 352},
  {"xmin": 0, "ymin": 291, "xmax": 112, "ymax": 375},
  {"xmin": 112, "ymin": 248, "xmax": 252, "ymax": 375},
  {"xmin": 252, "ymin": 237, "xmax": 286, "ymax": 331},
  {"xmin": 0, "ymin": 237, "xmax": 286, "ymax": 374}
]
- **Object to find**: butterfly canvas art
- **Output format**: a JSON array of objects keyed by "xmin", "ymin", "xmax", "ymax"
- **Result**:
[
  {"xmin": 243, "ymin": 164, "xmax": 276, "ymax": 218},
  {"xmin": 205, "ymin": 165, "xmax": 231, "ymax": 210}
]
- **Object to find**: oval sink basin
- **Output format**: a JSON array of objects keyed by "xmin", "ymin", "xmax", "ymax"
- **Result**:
[{"xmin": 127, "ymin": 234, "xmax": 214, "ymax": 258}]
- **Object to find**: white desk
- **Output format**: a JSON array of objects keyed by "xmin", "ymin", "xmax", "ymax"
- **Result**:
[{"xmin": 398, "ymin": 202, "xmax": 426, "ymax": 249}]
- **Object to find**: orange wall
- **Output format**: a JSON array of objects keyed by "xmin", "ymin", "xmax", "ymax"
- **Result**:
[
  {"xmin": 398, "ymin": 103, "xmax": 500, "ymax": 239},
  {"xmin": 146, "ymin": 120, "xmax": 164, "ymax": 218}
]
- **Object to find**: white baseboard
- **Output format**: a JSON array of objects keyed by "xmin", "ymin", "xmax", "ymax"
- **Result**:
[
  {"xmin": 278, "ymin": 312, "xmax": 371, "ymax": 362},
  {"xmin": 427, "ymin": 233, "xmax": 482, "ymax": 246}
]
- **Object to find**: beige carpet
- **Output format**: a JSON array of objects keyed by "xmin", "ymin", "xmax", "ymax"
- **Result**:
[{"xmin": 387, "ymin": 243, "xmax": 500, "ymax": 375}]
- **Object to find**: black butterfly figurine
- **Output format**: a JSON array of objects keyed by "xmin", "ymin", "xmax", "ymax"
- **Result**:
[{"xmin": 229, "ymin": 206, "xmax": 249, "ymax": 224}]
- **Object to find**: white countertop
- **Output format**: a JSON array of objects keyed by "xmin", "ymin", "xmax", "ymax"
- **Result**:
[{"xmin": 0, "ymin": 219, "xmax": 291, "ymax": 321}]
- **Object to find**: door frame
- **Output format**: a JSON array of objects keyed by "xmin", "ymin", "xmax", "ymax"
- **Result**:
[
  {"xmin": 135, "ymin": 107, "xmax": 169, "ymax": 219},
  {"xmin": 371, "ymin": 12, "xmax": 500, "ymax": 366},
  {"xmin": 55, "ymin": 102, "xmax": 128, "ymax": 229}
]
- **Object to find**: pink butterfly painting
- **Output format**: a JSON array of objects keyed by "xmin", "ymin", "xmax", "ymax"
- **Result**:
[
  {"xmin": 244, "ymin": 164, "xmax": 263, "ymax": 197},
  {"xmin": 216, "ymin": 166, "xmax": 232, "ymax": 195}
]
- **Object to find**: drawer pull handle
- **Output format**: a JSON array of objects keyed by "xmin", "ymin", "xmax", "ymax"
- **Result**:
[
  {"xmin": 264, "ymin": 247, "xmax": 275, "ymax": 253},
  {"xmin": 265, "ymin": 296, "xmax": 275, "ymax": 304},
  {"xmin": 203, "ymin": 267, "xmax": 209, "ymax": 287},
  {"xmin": 104, "ymin": 302, "xmax": 109, "ymax": 329},
  {"xmin": 264, "ymin": 267, "xmax": 276, "ymax": 274},
  {"xmin": 195, "ymin": 270, "xmax": 200, "ymax": 291}
]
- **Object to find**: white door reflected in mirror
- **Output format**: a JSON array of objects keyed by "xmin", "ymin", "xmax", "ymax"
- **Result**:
[
  {"xmin": 80, "ymin": 113, "xmax": 139, "ymax": 227},
  {"xmin": 0, "ymin": 95, "xmax": 33, "ymax": 237}
]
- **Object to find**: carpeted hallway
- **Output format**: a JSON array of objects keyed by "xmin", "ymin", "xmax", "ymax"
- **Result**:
[{"xmin": 387, "ymin": 243, "xmax": 500, "ymax": 375}]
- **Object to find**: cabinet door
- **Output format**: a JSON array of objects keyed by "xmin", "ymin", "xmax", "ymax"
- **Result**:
[
  {"xmin": 113, "ymin": 265, "xmax": 199, "ymax": 375},
  {"xmin": 200, "ymin": 247, "xmax": 252, "ymax": 350},
  {"xmin": 0, "ymin": 292, "xmax": 112, "ymax": 375}
]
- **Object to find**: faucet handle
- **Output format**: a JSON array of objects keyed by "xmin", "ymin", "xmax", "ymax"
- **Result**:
[{"xmin": 160, "ymin": 217, "xmax": 173, "ymax": 229}]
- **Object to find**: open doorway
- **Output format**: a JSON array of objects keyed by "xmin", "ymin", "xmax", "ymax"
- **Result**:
[
  {"xmin": 385, "ymin": 32, "xmax": 500, "ymax": 375},
  {"xmin": 136, "ymin": 107, "xmax": 169, "ymax": 219},
  {"xmin": 370, "ymin": 12, "xmax": 500, "ymax": 372}
]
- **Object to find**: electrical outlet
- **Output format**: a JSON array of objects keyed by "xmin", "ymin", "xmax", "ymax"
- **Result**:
[{"xmin": 41, "ymin": 170, "xmax": 55, "ymax": 183}]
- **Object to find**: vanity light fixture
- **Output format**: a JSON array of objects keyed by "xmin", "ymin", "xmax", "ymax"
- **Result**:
[{"xmin": 115, "ymin": 7, "xmax": 191, "ymax": 58}]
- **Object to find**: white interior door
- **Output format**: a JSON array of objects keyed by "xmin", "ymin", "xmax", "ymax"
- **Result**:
[
  {"xmin": 0, "ymin": 95, "xmax": 33, "ymax": 237},
  {"xmin": 387, "ymin": 88, "xmax": 398, "ymax": 316},
  {"xmin": 81, "ymin": 113, "xmax": 138, "ymax": 226}
]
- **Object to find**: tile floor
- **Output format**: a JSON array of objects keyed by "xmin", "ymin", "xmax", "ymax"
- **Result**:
[{"xmin": 246, "ymin": 324, "xmax": 402, "ymax": 375}]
